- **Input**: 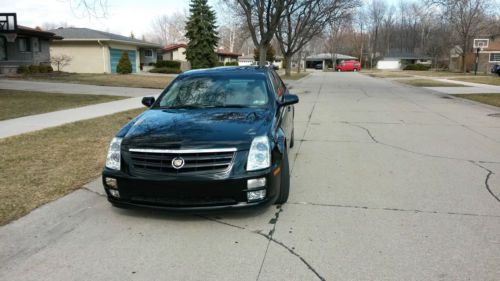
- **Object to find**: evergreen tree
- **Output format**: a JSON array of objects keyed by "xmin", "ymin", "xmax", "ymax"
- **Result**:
[
  {"xmin": 116, "ymin": 51, "xmax": 132, "ymax": 74},
  {"xmin": 185, "ymin": 0, "xmax": 218, "ymax": 69}
]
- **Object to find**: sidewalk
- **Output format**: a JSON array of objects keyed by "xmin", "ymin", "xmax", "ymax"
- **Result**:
[
  {"xmin": 0, "ymin": 79, "xmax": 161, "ymax": 97},
  {"xmin": 0, "ymin": 97, "xmax": 146, "ymax": 139},
  {"xmin": 414, "ymin": 76, "xmax": 500, "ymax": 94}
]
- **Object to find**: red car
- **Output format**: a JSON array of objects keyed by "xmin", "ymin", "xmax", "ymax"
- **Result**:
[{"xmin": 335, "ymin": 60, "xmax": 361, "ymax": 72}]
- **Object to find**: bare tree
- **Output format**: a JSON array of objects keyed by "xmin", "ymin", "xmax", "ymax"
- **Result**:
[
  {"xmin": 50, "ymin": 54, "xmax": 72, "ymax": 72},
  {"xmin": 41, "ymin": 22, "xmax": 71, "ymax": 30},
  {"xmin": 149, "ymin": 12, "xmax": 187, "ymax": 46},
  {"xmin": 69, "ymin": 0, "xmax": 108, "ymax": 18},
  {"xmin": 431, "ymin": 0, "xmax": 492, "ymax": 72},
  {"xmin": 276, "ymin": 0, "xmax": 360, "ymax": 76},
  {"xmin": 234, "ymin": 0, "xmax": 287, "ymax": 66}
]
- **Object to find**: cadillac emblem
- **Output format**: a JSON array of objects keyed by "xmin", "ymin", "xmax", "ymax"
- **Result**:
[{"xmin": 171, "ymin": 157, "xmax": 185, "ymax": 169}]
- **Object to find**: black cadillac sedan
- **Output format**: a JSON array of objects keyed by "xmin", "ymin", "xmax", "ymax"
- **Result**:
[{"xmin": 102, "ymin": 66, "xmax": 299, "ymax": 211}]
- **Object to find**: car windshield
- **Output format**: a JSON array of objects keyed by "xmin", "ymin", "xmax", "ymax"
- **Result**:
[{"xmin": 155, "ymin": 75, "xmax": 270, "ymax": 109}]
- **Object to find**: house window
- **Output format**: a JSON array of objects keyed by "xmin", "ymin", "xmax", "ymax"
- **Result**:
[
  {"xmin": 18, "ymin": 37, "xmax": 31, "ymax": 52},
  {"xmin": 144, "ymin": 49, "xmax": 153, "ymax": 57},
  {"xmin": 490, "ymin": 53, "xmax": 500, "ymax": 62},
  {"xmin": 0, "ymin": 37, "xmax": 6, "ymax": 60}
]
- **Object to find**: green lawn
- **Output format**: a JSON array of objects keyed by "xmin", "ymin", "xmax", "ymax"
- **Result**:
[
  {"xmin": 14, "ymin": 73, "xmax": 174, "ymax": 89},
  {"xmin": 452, "ymin": 94, "xmax": 500, "ymax": 108},
  {"xmin": 0, "ymin": 108, "xmax": 144, "ymax": 225},
  {"xmin": 397, "ymin": 79, "xmax": 468, "ymax": 87},
  {"xmin": 450, "ymin": 76, "xmax": 500, "ymax": 86},
  {"xmin": 0, "ymin": 90, "xmax": 126, "ymax": 121}
]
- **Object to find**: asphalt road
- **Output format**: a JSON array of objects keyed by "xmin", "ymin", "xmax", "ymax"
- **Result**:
[{"xmin": 1, "ymin": 72, "xmax": 500, "ymax": 280}]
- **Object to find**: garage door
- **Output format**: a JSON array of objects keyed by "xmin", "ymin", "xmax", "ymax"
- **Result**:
[{"xmin": 109, "ymin": 48, "xmax": 137, "ymax": 73}]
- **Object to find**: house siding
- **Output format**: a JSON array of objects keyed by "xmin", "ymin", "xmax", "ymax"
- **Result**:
[
  {"xmin": 50, "ymin": 41, "xmax": 105, "ymax": 73},
  {"xmin": 0, "ymin": 35, "xmax": 52, "ymax": 74}
]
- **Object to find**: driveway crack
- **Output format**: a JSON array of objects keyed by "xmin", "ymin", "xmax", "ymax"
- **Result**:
[{"xmin": 198, "ymin": 206, "xmax": 325, "ymax": 281}]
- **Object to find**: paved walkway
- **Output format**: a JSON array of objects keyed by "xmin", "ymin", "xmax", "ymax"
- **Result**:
[
  {"xmin": 2, "ymin": 72, "xmax": 499, "ymax": 280},
  {"xmin": 0, "ymin": 79, "xmax": 161, "ymax": 97},
  {"xmin": 414, "ymin": 76, "xmax": 500, "ymax": 94},
  {"xmin": 0, "ymin": 97, "xmax": 147, "ymax": 138},
  {"xmin": 0, "ymin": 79, "xmax": 163, "ymax": 138}
]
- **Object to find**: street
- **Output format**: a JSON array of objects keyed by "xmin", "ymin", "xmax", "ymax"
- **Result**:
[{"xmin": 1, "ymin": 71, "xmax": 499, "ymax": 280}]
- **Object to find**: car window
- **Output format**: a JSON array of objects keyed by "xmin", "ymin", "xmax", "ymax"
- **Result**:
[
  {"xmin": 269, "ymin": 71, "xmax": 285, "ymax": 99},
  {"xmin": 156, "ymin": 76, "xmax": 270, "ymax": 108}
]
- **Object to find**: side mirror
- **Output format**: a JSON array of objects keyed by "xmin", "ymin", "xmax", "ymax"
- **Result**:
[
  {"xmin": 142, "ymin": 96, "xmax": 155, "ymax": 107},
  {"xmin": 281, "ymin": 94, "xmax": 299, "ymax": 106}
]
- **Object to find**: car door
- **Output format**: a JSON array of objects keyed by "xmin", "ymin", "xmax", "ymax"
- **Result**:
[{"xmin": 270, "ymin": 70, "xmax": 292, "ymax": 146}]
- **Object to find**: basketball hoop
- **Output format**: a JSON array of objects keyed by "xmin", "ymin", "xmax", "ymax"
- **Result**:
[
  {"xmin": 4, "ymin": 33, "xmax": 17, "ymax": 43},
  {"xmin": 473, "ymin": 38, "xmax": 489, "ymax": 51}
]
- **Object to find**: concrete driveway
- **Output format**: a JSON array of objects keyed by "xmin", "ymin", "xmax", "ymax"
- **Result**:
[{"xmin": 1, "ymin": 72, "xmax": 500, "ymax": 280}]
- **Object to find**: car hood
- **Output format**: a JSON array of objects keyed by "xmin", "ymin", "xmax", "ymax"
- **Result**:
[{"xmin": 120, "ymin": 108, "xmax": 273, "ymax": 150}]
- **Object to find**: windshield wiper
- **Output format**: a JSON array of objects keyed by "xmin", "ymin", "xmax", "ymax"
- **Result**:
[{"xmin": 217, "ymin": 104, "xmax": 250, "ymax": 108}]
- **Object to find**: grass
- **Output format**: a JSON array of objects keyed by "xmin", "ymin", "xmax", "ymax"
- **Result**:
[
  {"xmin": 450, "ymin": 76, "xmax": 500, "ymax": 86},
  {"xmin": 281, "ymin": 72, "xmax": 310, "ymax": 80},
  {"xmin": 367, "ymin": 72, "xmax": 413, "ymax": 78},
  {"xmin": 0, "ymin": 108, "xmax": 144, "ymax": 225},
  {"xmin": 452, "ymin": 94, "xmax": 500, "ymax": 107},
  {"xmin": 397, "ymin": 79, "xmax": 468, "ymax": 87},
  {"xmin": 0, "ymin": 90, "xmax": 126, "ymax": 121},
  {"xmin": 15, "ymin": 73, "xmax": 174, "ymax": 89}
]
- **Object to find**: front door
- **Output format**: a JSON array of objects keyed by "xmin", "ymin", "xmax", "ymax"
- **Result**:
[{"xmin": 0, "ymin": 37, "xmax": 6, "ymax": 60}]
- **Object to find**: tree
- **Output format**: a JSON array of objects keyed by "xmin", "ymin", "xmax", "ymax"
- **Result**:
[
  {"xmin": 116, "ymin": 51, "xmax": 132, "ymax": 74},
  {"xmin": 276, "ymin": 0, "xmax": 360, "ymax": 76},
  {"xmin": 253, "ymin": 43, "xmax": 276, "ymax": 62},
  {"xmin": 185, "ymin": 0, "xmax": 219, "ymax": 69},
  {"xmin": 149, "ymin": 12, "xmax": 188, "ymax": 46},
  {"xmin": 50, "ymin": 54, "xmax": 72, "ymax": 72},
  {"xmin": 234, "ymin": 0, "xmax": 287, "ymax": 66},
  {"xmin": 431, "ymin": 0, "xmax": 492, "ymax": 72}
]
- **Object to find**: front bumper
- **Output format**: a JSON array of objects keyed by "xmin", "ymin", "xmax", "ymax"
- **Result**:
[{"xmin": 102, "ymin": 167, "xmax": 281, "ymax": 211}]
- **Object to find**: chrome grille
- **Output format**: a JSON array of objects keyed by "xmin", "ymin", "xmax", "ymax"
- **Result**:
[{"xmin": 128, "ymin": 148, "xmax": 236, "ymax": 174}]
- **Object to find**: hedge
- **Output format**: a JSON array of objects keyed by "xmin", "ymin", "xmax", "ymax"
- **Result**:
[
  {"xmin": 149, "ymin": 67, "xmax": 182, "ymax": 74},
  {"xmin": 155, "ymin": 60, "xmax": 181, "ymax": 69},
  {"xmin": 224, "ymin": 61, "xmax": 239, "ymax": 66},
  {"xmin": 403, "ymin": 64, "xmax": 431, "ymax": 71},
  {"xmin": 17, "ymin": 64, "xmax": 53, "ymax": 74}
]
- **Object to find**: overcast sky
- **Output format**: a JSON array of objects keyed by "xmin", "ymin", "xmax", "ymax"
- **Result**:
[{"xmin": 5, "ymin": 0, "xmax": 217, "ymax": 37}]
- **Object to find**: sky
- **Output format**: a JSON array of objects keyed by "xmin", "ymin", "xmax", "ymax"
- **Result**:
[{"xmin": 3, "ymin": 0, "xmax": 217, "ymax": 37}]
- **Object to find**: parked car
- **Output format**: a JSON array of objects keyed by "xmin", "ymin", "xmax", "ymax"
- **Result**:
[
  {"xmin": 314, "ymin": 64, "xmax": 323, "ymax": 70},
  {"xmin": 102, "ymin": 66, "xmax": 299, "ymax": 210},
  {"xmin": 335, "ymin": 60, "xmax": 361, "ymax": 72},
  {"xmin": 492, "ymin": 64, "xmax": 500, "ymax": 76}
]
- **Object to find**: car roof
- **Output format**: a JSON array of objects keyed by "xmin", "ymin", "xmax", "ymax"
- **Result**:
[{"xmin": 179, "ymin": 66, "xmax": 271, "ymax": 78}]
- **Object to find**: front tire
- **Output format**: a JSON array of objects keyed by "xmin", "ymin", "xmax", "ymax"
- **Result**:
[{"xmin": 275, "ymin": 150, "xmax": 290, "ymax": 204}]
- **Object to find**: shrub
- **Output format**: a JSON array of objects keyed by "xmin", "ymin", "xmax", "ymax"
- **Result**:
[
  {"xmin": 215, "ymin": 62, "xmax": 224, "ymax": 67},
  {"xmin": 39, "ymin": 65, "xmax": 53, "ymax": 73},
  {"xmin": 17, "ymin": 65, "xmax": 29, "ymax": 74},
  {"xmin": 149, "ymin": 67, "xmax": 182, "ymax": 74},
  {"xmin": 28, "ymin": 65, "xmax": 40, "ymax": 74},
  {"xmin": 224, "ymin": 61, "xmax": 239, "ymax": 66},
  {"xmin": 404, "ymin": 64, "xmax": 431, "ymax": 71},
  {"xmin": 116, "ymin": 51, "xmax": 132, "ymax": 74},
  {"xmin": 155, "ymin": 60, "xmax": 181, "ymax": 69}
]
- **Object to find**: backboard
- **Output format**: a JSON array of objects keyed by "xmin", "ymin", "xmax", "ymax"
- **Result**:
[
  {"xmin": 0, "ymin": 13, "xmax": 17, "ymax": 33},
  {"xmin": 473, "ymin": 38, "xmax": 489, "ymax": 50}
]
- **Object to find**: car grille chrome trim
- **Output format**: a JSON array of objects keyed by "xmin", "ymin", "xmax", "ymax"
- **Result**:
[
  {"xmin": 129, "ymin": 148, "xmax": 237, "ymax": 154},
  {"xmin": 128, "ymin": 148, "xmax": 237, "ymax": 175}
]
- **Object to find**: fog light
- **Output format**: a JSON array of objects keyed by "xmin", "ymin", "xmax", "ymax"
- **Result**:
[
  {"xmin": 105, "ymin": 177, "xmax": 118, "ymax": 189},
  {"xmin": 247, "ymin": 178, "xmax": 266, "ymax": 189},
  {"xmin": 109, "ymin": 189, "xmax": 120, "ymax": 198},
  {"xmin": 247, "ymin": 190, "xmax": 266, "ymax": 201}
]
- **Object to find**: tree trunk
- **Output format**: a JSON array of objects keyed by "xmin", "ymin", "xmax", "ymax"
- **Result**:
[
  {"xmin": 297, "ymin": 51, "xmax": 302, "ymax": 73},
  {"xmin": 259, "ymin": 44, "xmax": 267, "ymax": 67},
  {"xmin": 285, "ymin": 54, "xmax": 292, "ymax": 76}
]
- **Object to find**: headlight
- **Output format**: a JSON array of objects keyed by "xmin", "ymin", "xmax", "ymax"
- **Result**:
[
  {"xmin": 105, "ymin": 137, "xmax": 122, "ymax": 170},
  {"xmin": 247, "ymin": 136, "xmax": 271, "ymax": 171}
]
